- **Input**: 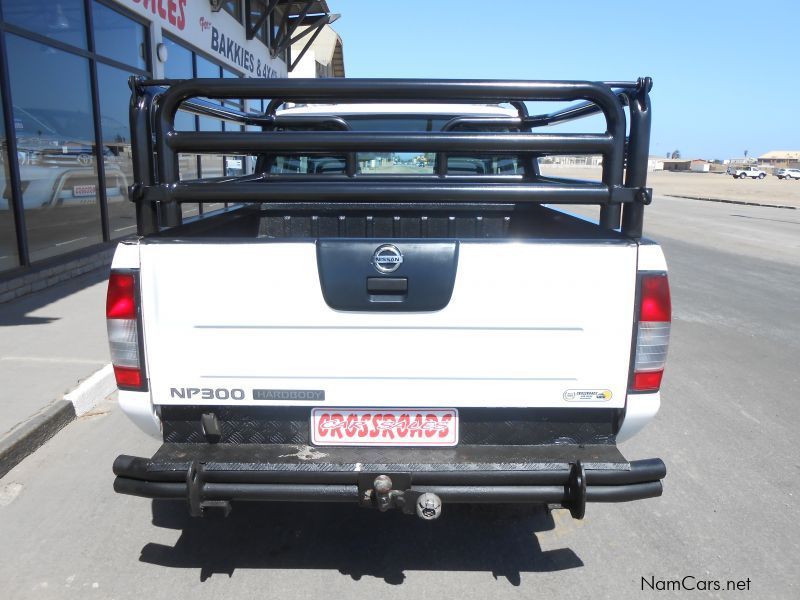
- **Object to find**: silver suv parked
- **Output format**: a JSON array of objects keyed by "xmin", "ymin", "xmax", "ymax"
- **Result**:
[{"xmin": 775, "ymin": 168, "xmax": 800, "ymax": 180}]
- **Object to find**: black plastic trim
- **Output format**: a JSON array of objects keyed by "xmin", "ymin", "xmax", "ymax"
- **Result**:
[
  {"xmin": 316, "ymin": 240, "xmax": 458, "ymax": 312},
  {"xmin": 367, "ymin": 277, "xmax": 407, "ymax": 294}
]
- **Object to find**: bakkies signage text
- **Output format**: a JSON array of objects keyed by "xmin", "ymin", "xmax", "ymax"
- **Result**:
[{"xmin": 209, "ymin": 25, "xmax": 280, "ymax": 78}]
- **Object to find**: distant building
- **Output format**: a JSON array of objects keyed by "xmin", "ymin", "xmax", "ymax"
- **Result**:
[
  {"xmin": 662, "ymin": 159, "xmax": 691, "ymax": 172},
  {"xmin": 757, "ymin": 151, "xmax": 800, "ymax": 169},
  {"xmin": 648, "ymin": 156, "xmax": 664, "ymax": 171},
  {"xmin": 662, "ymin": 159, "xmax": 715, "ymax": 173}
]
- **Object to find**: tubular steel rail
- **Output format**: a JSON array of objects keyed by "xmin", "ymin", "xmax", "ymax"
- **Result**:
[{"xmin": 128, "ymin": 76, "xmax": 653, "ymax": 237}]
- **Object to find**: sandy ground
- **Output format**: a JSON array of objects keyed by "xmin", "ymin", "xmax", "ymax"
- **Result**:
[{"xmin": 539, "ymin": 166, "xmax": 800, "ymax": 208}]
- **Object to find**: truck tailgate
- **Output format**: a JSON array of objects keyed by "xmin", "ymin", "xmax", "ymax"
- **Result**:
[{"xmin": 139, "ymin": 240, "xmax": 637, "ymax": 409}]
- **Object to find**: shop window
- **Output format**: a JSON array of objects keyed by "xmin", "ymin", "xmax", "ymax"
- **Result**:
[
  {"xmin": 221, "ymin": 0, "xmax": 242, "ymax": 24},
  {"xmin": 271, "ymin": 14, "xmax": 287, "ymax": 63},
  {"xmin": 96, "ymin": 63, "xmax": 137, "ymax": 239},
  {"xmin": 0, "ymin": 85, "xmax": 20, "ymax": 271},
  {"xmin": 194, "ymin": 117, "xmax": 223, "ymax": 214},
  {"xmin": 249, "ymin": 0, "xmax": 271, "ymax": 45},
  {"xmin": 196, "ymin": 55, "xmax": 222, "ymax": 79},
  {"xmin": 5, "ymin": 34, "xmax": 101, "ymax": 262},
  {"xmin": 161, "ymin": 38, "xmax": 248, "ymax": 216},
  {"xmin": 0, "ymin": 0, "xmax": 87, "ymax": 49},
  {"xmin": 222, "ymin": 68, "xmax": 243, "ymax": 110},
  {"xmin": 163, "ymin": 37, "xmax": 199, "ymax": 217},
  {"xmin": 198, "ymin": 115, "xmax": 224, "ymax": 180},
  {"xmin": 174, "ymin": 111, "xmax": 199, "ymax": 218},
  {"xmin": 194, "ymin": 56, "xmax": 229, "ymax": 212},
  {"xmin": 195, "ymin": 54, "xmax": 222, "ymax": 108},
  {"xmin": 242, "ymin": 99, "xmax": 263, "ymax": 177},
  {"xmin": 206, "ymin": 114, "xmax": 230, "ymax": 214},
  {"xmin": 220, "ymin": 69, "xmax": 246, "ymax": 179},
  {"xmin": 92, "ymin": 1, "xmax": 148, "ymax": 71},
  {"xmin": 163, "ymin": 37, "xmax": 193, "ymax": 79}
]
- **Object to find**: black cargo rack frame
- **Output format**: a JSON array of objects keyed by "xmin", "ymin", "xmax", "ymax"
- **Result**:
[{"xmin": 128, "ymin": 76, "xmax": 653, "ymax": 238}]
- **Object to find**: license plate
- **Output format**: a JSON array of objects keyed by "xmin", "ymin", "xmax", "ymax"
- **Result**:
[
  {"xmin": 311, "ymin": 408, "xmax": 458, "ymax": 447},
  {"xmin": 73, "ymin": 184, "xmax": 96, "ymax": 197}
]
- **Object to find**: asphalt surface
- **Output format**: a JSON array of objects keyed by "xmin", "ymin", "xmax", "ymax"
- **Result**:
[{"xmin": 0, "ymin": 195, "xmax": 798, "ymax": 599}]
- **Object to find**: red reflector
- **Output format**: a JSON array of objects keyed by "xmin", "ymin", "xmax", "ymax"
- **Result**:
[
  {"xmin": 633, "ymin": 370, "xmax": 663, "ymax": 392},
  {"xmin": 106, "ymin": 273, "xmax": 136, "ymax": 319},
  {"xmin": 640, "ymin": 274, "xmax": 671, "ymax": 322},
  {"xmin": 114, "ymin": 365, "xmax": 142, "ymax": 388}
]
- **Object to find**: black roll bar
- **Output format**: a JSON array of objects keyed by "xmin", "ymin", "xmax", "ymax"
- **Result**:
[
  {"xmin": 128, "ymin": 77, "xmax": 653, "ymax": 237},
  {"xmin": 165, "ymin": 131, "xmax": 615, "ymax": 155}
]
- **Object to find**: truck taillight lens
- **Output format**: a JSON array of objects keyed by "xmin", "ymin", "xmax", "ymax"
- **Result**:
[
  {"xmin": 632, "ymin": 273, "xmax": 671, "ymax": 392},
  {"xmin": 106, "ymin": 272, "xmax": 146, "ymax": 391}
]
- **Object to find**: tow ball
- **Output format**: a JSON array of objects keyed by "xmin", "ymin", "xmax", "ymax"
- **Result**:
[
  {"xmin": 361, "ymin": 474, "xmax": 443, "ymax": 520},
  {"xmin": 415, "ymin": 492, "xmax": 442, "ymax": 520}
]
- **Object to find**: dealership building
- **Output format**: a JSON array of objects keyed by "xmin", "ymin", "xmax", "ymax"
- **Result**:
[{"xmin": 0, "ymin": 0, "xmax": 344, "ymax": 286}]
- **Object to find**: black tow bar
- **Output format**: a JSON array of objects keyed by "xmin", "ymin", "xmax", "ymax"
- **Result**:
[{"xmin": 183, "ymin": 461, "xmax": 588, "ymax": 520}]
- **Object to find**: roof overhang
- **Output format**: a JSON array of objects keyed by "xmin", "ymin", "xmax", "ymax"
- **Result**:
[
  {"xmin": 290, "ymin": 24, "xmax": 345, "ymax": 76},
  {"xmin": 243, "ymin": 0, "xmax": 339, "ymax": 71}
]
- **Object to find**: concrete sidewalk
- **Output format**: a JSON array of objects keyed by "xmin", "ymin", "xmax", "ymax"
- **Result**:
[{"xmin": 0, "ymin": 268, "xmax": 114, "ymax": 478}]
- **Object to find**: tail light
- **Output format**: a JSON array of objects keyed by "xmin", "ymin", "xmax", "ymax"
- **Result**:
[
  {"xmin": 631, "ymin": 273, "xmax": 671, "ymax": 392},
  {"xmin": 106, "ymin": 271, "xmax": 147, "ymax": 390}
]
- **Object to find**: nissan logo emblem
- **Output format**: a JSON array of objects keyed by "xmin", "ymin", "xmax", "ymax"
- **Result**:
[{"xmin": 372, "ymin": 244, "xmax": 403, "ymax": 273}]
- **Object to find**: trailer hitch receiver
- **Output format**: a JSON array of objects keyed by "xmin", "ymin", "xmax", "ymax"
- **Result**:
[{"xmin": 360, "ymin": 473, "xmax": 442, "ymax": 520}]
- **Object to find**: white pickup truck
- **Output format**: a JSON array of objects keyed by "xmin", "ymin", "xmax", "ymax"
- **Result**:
[
  {"xmin": 727, "ymin": 165, "xmax": 767, "ymax": 179},
  {"xmin": 110, "ymin": 77, "xmax": 668, "ymax": 521}
]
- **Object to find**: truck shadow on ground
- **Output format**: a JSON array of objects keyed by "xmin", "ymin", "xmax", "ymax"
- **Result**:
[{"xmin": 139, "ymin": 500, "xmax": 583, "ymax": 584}]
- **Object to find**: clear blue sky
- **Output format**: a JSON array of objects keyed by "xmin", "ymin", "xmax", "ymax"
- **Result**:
[{"xmin": 329, "ymin": 0, "xmax": 798, "ymax": 160}]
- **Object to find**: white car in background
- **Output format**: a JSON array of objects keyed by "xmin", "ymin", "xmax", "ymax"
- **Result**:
[
  {"xmin": 727, "ymin": 165, "xmax": 767, "ymax": 179},
  {"xmin": 775, "ymin": 168, "xmax": 800, "ymax": 180}
]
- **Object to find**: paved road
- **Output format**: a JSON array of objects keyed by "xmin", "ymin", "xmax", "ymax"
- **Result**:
[
  {"xmin": 0, "ymin": 196, "xmax": 798, "ymax": 599},
  {"xmin": 0, "ymin": 270, "xmax": 109, "ymax": 437}
]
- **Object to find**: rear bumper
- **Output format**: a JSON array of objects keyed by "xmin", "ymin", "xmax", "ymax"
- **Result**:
[{"xmin": 113, "ymin": 443, "xmax": 666, "ymax": 519}]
